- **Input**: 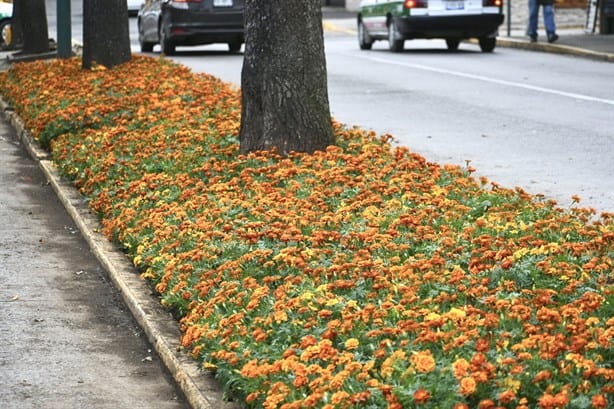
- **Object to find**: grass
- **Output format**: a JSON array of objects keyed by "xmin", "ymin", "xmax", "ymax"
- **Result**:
[{"xmin": 0, "ymin": 56, "xmax": 612, "ymax": 409}]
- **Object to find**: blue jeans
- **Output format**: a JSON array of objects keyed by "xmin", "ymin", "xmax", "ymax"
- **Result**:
[{"xmin": 528, "ymin": 0, "xmax": 556, "ymax": 37}]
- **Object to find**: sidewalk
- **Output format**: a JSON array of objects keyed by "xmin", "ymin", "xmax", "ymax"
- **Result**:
[{"xmin": 0, "ymin": 113, "xmax": 188, "ymax": 408}]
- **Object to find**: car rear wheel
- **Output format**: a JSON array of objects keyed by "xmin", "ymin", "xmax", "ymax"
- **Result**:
[
  {"xmin": 479, "ymin": 37, "xmax": 496, "ymax": 52},
  {"xmin": 446, "ymin": 38, "xmax": 460, "ymax": 51},
  {"xmin": 140, "ymin": 38, "xmax": 154, "ymax": 53},
  {"xmin": 358, "ymin": 20, "xmax": 373, "ymax": 50},
  {"xmin": 159, "ymin": 21, "xmax": 175, "ymax": 55},
  {"xmin": 228, "ymin": 41, "xmax": 242, "ymax": 53},
  {"xmin": 388, "ymin": 19, "xmax": 404, "ymax": 52},
  {"xmin": 0, "ymin": 19, "xmax": 11, "ymax": 49}
]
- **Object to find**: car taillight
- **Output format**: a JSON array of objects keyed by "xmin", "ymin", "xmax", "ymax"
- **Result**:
[
  {"xmin": 404, "ymin": 0, "xmax": 427, "ymax": 8},
  {"xmin": 483, "ymin": 0, "xmax": 502, "ymax": 6}
]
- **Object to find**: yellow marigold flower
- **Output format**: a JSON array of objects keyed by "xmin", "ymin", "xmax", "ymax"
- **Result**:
[
  {"xmin": 344, "ymin": 338, "xmax": 359, "ymax": 350},
  {"xmin": 273, "ymin": 310, "xmax": 288, "ymax": 323},
  {"xmin": 425, "ymin": 312, "xmax": 441, "ymax": 322},
  {"xmin": 448, "ymin": 307, "xmax": 466, "ymax": 320}
]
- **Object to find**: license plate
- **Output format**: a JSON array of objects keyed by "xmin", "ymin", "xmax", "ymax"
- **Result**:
[
  {"xmin": 213, "ymin": 0, "xmax": 233, "ymax": 6},
  {"xmin": 445, "ymin": 0, "xmax": 464, "ymax": 9}
]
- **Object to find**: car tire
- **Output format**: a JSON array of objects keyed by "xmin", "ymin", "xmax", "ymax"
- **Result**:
[
  {"xmin": 358, "ymin": 20, "xmax": 373, "ymax": 50},
  {"xmin": 446, "ymin": 38, "xmax": 460, "ymax": 51},
  {"xmin": 387, "ymin": 18, "xmax": 404, "ymax": 53},
  {"xmin": 159, "ymin": 20, "xmax": 175, "ymax": 55},
  {"xmin": 479, "ymin": 37, "xmax": 496, "ymax": 53},
  {"xmin": 228, "ymin": 41, "xmax": 242, "ymax": 53},
  {"xmin": 0, "ymin": 19, "xmax": 11, "ymax": 49}
]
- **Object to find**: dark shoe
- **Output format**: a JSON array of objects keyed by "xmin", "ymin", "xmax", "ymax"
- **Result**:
[
  {"xmin": 529, "ymin": 35, "xmax": 537, "ymax": 43},
  {"xmin": 547, "ymin": 33, "xmax": 559, "ymax": 43}
]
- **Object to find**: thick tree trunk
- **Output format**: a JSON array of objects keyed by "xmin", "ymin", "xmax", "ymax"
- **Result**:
[
  {"xmin": 239, "ymin": 0, "xmax": 335, "ymax": 155},
  {"xmin": 20, "ymin": 0, "xmax": 49, "ymax": 54},
  {"xmin": 82, "ymin": 0, "xmax": 131, "ymax": 69}
]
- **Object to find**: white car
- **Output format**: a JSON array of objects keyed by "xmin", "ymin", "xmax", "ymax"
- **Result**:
[{"xmin": 358, "ymin": 0, "xmax": 504, "ymax": 52}]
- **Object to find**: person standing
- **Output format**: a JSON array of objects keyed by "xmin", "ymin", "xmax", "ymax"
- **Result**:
[{"xmin": 527, "ymin": 0, "xmax": 559, "ymax": 43}]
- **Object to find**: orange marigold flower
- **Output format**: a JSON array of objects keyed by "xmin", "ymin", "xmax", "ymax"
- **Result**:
[
  {"xmin": 331, "ymin": 391, "xmax": 350, "ymax": 405},
  {"xmin": 553, "ymin": 391, "xmax": 569, "ymax": 407},
  {"xmin": 532, "ymin": 370, "xmax": 552, "ymax": 383},
  {"xmin": 246, "ymin": 391, "xmax": 260, "ymax": 403},
  {"xmin": 453, "ymin": 404, "xmax": 470, "ymax": 409},
  {"xmin": 459, "ymin": 376, "xmax": 477, "ymax": 396},
  {"xmin": 411, "ymin": 350, "xmax": 436, "ymax": 373},
  {"xmin": 452, "ymin": 358, "xmax": 471, "ymax": 379},
  {"xmin": 413, "ymin": 388, "xmax": 431, "ymax": 404},
  {"xmin": 538, "ymin": 393, "xmax": 556, "ymax": 409},
  {"xmin": 591, "ymin": 394, "xmax": 608, "ymax": 408},
  {"xmin": 478, "ymin": 399, "xmax": 495, "ymax": 409},
  {"xmin": 498, "ymin": 390, "xmax": 517, "ymax": 404}
]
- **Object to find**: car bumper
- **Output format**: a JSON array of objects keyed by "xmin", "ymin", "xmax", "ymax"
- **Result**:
[
  {"xmin": 166, "ymin": 7, "xmax": 244, "ymax": 45},
  {"xmin": 396, "ymin": 14, "xmax": 504, "ymax": 39}
]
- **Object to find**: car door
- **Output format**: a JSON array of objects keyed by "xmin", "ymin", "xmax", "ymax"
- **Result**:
[
  {"xmin": 360, "ymin": 0, "xmax": 388, "ymax": 37},
  {"xmin": 140, "ymin": 0, "xmax": 163, "ymax": 41}
]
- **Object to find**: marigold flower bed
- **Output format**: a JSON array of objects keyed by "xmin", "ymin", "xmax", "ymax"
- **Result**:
[{"xmin": 1, "ymin": 56, "xmax": 612, "ymax": 409}]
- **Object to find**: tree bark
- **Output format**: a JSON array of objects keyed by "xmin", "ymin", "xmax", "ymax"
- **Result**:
[
  {"xmin": 239, "ymin": 0, "xmax": 335, "ymax": 155},
  {"xmin": 20, "ymin": 0, "xmax": 49, "ymax": 54},
  {"xmin": 82, "ymin": 0, "xmax": 131, "ymax": 69}
]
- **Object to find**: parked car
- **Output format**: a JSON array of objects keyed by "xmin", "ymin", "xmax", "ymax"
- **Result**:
[
  {"xmin": 137, "ymin": 0, "xmax": 245, "ymax": 55},
  {"xmin": 357, "ymin": 0, "xmax": 504, "ymax": 52},
  {"xmin": 127, "ymin": 0, "xmax": 142, "ymax": 16},
  {"xmin": 0, "ymin": 1, "xmax": 11, "ymax": 49}
]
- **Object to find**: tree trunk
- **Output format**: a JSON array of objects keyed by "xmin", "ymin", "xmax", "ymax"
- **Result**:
[
  {"xmin": 7, "ymin": 0, "xmax": 24, "ymax": 49},
  {"xmin": 20, "ymin": 0, "xmax": 49, "ymax": 54},
  {"xmin": 82, "ymin": 0, "xmax": 131, "ymax": 69},
  {"xmin": 239, "ymin": 0, "xmax": 335, "ymax": 155}
]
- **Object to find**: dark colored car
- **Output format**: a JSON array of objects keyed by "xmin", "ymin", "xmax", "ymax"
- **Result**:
[{"xmin": 137, "ymin": 0, "xmax": 245, "ymax": 55}]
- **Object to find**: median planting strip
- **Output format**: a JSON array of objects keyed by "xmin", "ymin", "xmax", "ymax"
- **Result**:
[{"xmin": 1, "ymin": 56, "xmax": 612, "ymax": 409}]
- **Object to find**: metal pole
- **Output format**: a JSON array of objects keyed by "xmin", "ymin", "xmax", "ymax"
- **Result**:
[
  {"xmin": 507, "ymin": 0, "xmax": 511, "ymax": 36},
  {"xmin": 57, "ymin": 0, "xmax": 72, "ymax": 58}
]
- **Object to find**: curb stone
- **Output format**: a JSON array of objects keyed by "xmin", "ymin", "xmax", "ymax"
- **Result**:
[
  {"xmin": 0, "ymin": 97, "xmax": 242, "ymax": 409},
  {"xmin": 488, "ymin": 37, "xmax": 614, "ymax": 62}
]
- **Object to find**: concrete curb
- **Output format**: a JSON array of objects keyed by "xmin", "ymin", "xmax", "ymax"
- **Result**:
[
  {"xmin": 493, "ymin": 37, "xmax": 614, "ymax": 62},
  {"xmin": 0, "ymin": 99, "xmax": 242, "ymax": 409}
]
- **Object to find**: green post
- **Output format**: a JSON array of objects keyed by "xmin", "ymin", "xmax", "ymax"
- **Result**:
[{"xmin": 57, "ymin": 0, "xmax": 72, "ymax": 58}]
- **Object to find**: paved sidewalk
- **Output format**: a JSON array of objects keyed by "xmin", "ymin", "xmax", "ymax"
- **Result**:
[{"xmin": 0, "ymin": 112, "xmax": 188, "ymax": 408}]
